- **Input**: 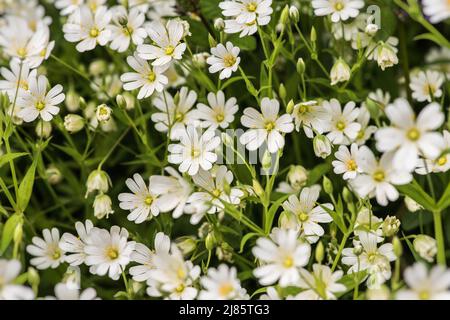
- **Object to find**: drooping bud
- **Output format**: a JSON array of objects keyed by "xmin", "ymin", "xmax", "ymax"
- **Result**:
[
  {"xmin": 413, "ymin": 235, "xmax": 437, "ymax": 263},
  {"xmin": 330, "ymin": 58, "xmax": 351, "ymax": 86},
  {"xmin": 313, "ymin": 134, "xmax": 332, "ymax": 159},
  {"xmin": 93, "ymin": 193, "xmax": 114, "ymax": 219},
  {"xmin": 64, "ymin": 114, "xmax": 85, "ymax": 133},
  {"xmin": 85, "ymin": 169, "xmax": 111, "ymax": 197}
]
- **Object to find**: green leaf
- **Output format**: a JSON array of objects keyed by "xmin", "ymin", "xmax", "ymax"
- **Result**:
[
  {"xmin": 396, "ymin": 180, "xmax": 436, "ymax": 211},
  {"xmin": 239, "ymin": 232, "xmax": 259, "ymax": 253},
  {"xmin": 17, "ymin": 159, "xmax": 37, "ymax": 212},
  {"xmin": 265, "ymin": 194, "xmax": 290, "ymax": 233},
  {"xmin": 414, "ymin": 33, "xmax": 449, "ymax": 48},
  {"xmin": 336, "ymin": 270, "xmax": 367, "ymax": 298},
  {"xmin": 0, "ymin": 152, "xmax": 28, "ymax": 168},
  {"xmin": 307, "ymin": 163, "xmax": 331, "ymax": 185},
  {"xmin": 199, "ymin": 0, "xmax": 221, "ymax": 20},
  {"xmin": 437, "ymin": 182, "xmax": 450, "ymax": 210},
  {"xmin": 228, "ymin": 34, "xmax": 257, "ymax": 51},
  {"xmin": 0, "ymin": 214, "xmax": 21, "ymax": 254}
]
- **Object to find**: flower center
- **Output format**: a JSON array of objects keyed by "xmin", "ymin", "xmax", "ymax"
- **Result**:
[
  {"xmin": 419, "ymin": 290, "xmax": 430, "ymax": 300},
  {"xmin": 36, "ymin": 101, "xmax": 45, "ymax": 111},
  {"xmin": 123, "ymin": 26, "xmax": 133, "ymax": 36},
  {"xmin": 219, "ymin": 282, "xmax": 234, "ymax": 297},
  {"xmin": 191, "ymin": 147, "xmax": 201, "ymax": 158},
  {"xmin": 246, "ymin": 2, "xmax": 257, "ymax": 12},
  {"xmin": 367, "ymin": 252, "xmax": 377, "ymax": 263},
  {"xmin": 89, "ymin": 3, "xmax": 97, "ymax": 11},
  {"xmin": 52, "ymin": 249, "xmax": 61, "ymax": 260},
  {"xmin": 106, "ymin": 247, "xmax": 119, "ymax": 260},
  {"xmin": 373, "ymin": 170, "xmax": 385, "ymax": 182},
  {"xmin": 175, "ymin": 111, "xmax": 184, "ymax": 122},
  {"xmin": 145, "ymin": 195, "xmax": 153, "ymax": 206},
  {"xmin": 18, "ymin": 80, "xmax": 29, "ymax": 90},
  {"xmin": 216, "ymin": 112, "xmax": 225, "ymax": 122},
  {"xmin": 298, "ymin": 212, "xmax": 309, "ymax": 222},
  {"xmin": 223, "ymin": 54, "xmax": 236, "ymax": 68},
  {"xmin": 283, "ymin": 256, "xmax": 294, "ymax": 268},
  {"xmin": 336, "ymin": 120, "xmax": 346, "ymax": 131},
  {"xmin": 264, "ymin": 121, "xmax": 275, "ymax": 131},
  {"xmin": 298, "ymin": 105, "xmax": 309, "ymax": 114},
  {"xmin": 437, "ymin": 156, "xmax": 447, "ymax": 166},
  {"xmin": 334, "ymin": 1, "xmax": 344, "ymax": 11},
  {"xmin": 89, "ymin": 28, "xmax": 99, "ymax": 38},
  {"xmin": 17, "ymin": 47, "xmax": 27, "ymax": 58},
  {"xmin": 424, "ymin": 84, "xmax": 436, "ymax": 96},
  {"xmin": 407, "ymin": 128, "xmax": 420, "ymax": 141},
  {"xmin": 175, "ymin": 284, "xmax": 185, "ymax": 293},
  {"xmin": 165, "ymin": 45, "xmax": 175, "ymax": 55},
  {"xmin": 212, "ymin": 189, "xmax": 221, "ymax": 197},
  {"xmin": 346, "ymin": 159, "xmax": 358, "ymax": 171},
  {"xmin": 148, "ymin": 71, "xmax": 156, "ymax": 82},
  {"xmin": 356, "ymin": 129, "xmax": 365, "ymax": 140},
  {"xmin": 99, "ymin": 107, "xmax": 108, "ymax": 116}
]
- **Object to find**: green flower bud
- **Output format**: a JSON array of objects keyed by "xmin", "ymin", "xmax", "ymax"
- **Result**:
[
  {"xmin": 315, "ymin": 241, "xmax": 325, "ymax": 264},
  {"xmin": 116, "ymin": 94, "xmax": 127, "ymax": 110},
  {"xmin": 205, "ymin": 232, "xmax": 217, "ymax": 251},
  {"xmin": 35, "ymin": 120, "xmax": 52, "ymax": 138},
  {"xmin": 279, "ymin": 83, "xmax": 287, "ymax": 101},
  {"xmin": 296, "ymin": 58, "xmax": 305, "ymax": 75},
  {"xmin": 392, "ymin": 236, "xmax": 403, "ymax": 258},
  {"xmin": 310, "ymin": 27, "xmax": 317, "ymax": 43},
  {"xmin": 322, "ymin": 176, "xmax": 333, "ymax": 195},
  {"xmin": 280, "ymin": 5, "xmax": 290, "ymax": 25},
  {"xmin": 208, "ymin": 34, "xmax": 217, "ymax": 48},
  {"xmin": 286, "ymin": 99, "xmax": 295, "ymax": 114},
  {"xmin": 175, "ymin": 236, "xmax": 197, "ymax": 256}
]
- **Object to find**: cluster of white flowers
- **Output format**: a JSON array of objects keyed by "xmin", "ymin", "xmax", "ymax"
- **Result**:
[{"xmin": 1, "ymin": 0, "xmax": 450, "ymax": 302}]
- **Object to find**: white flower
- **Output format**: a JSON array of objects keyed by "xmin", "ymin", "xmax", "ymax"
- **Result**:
[
  {"xmin": 410, "ymin": 70, "xmax": 444, "ymax": 102},
  {"xmin": 312, "ymin": 0, "xmax": 365, "ymax": 22},
  {"xmin": 224, "ymin": 19, "xmax": 258, "ymax": 37},
  {"xmin": 240, "ymin": 97, "xmax": 294, "ymax": 153},
  {"xmin": 130, "ymin": 232, "xmax": 171, "ymax": 282},
  {"xmin": 0, "ymin": 60, "xmax": 36, "ymax": 100},
  {"xmin": 396, "ymin": 263, "xmax": 450, "ymax": 300},
  {"xmin": 351, "ymin": 147, "xmax": 412, "ymax": 206},
  {"xmin": 252, "ymin": 228, "xmax": 311, "ymax": 287},
  {"xmin": 55, "ymin": 0, "xmax": 84, "ymax": 16},
  {"xmin": 150, "ymin": 167, "xmax": 193, "ymax": 219},
  {"xmin": 322, "ymin": 99, "xmax": 361, "ymax": 145},
  {"xmin": 60, "ymin": 220, "xmax": 94, "ymax": 266},
  {"xmin": 84, "ymin": 226, "xmax": 136, "ymax": 280},
  {"xmin": 416, "ymin": 130, "xmax": 450, "ymax": 174},
  {"xmin": 151, "ymin": 87, "xmax": 199, "ymax": 140},
  {"xmin": 353, "ymin": 208, "xmax": 383, "ymax": 242},
  {"xmin": 17, "ymin": 75, "xmax": 65, "ymax": 122},
  {"xmin": 296, "ymin": 264, "xmax": 346, "ymax": 300},
  {"xmin": 330, "ymin": 58, "xmax": 351, "ymax": 85},
  {"xmin": 332, "ymin": 144, "xmax": 361, "ymax": 180},
  {"xmin": 93, "ymin": 193, "xmax": 114, "ymax": 219},
  {"xmin": 121, "ymin": 54, "xmax": 169, "ymax": 100},
  {"xmin": 198, "ymin": 264, "xmax": 248, "ymax": 300},
  {"xmin": 108, "ymin": 6, "xmax": 147, "ymax": 53},
  {"xmin": 375, "ymin": 98, "xmax": 445, "ymax": 172},
  {"xmin": 219, "ymin": 0, "xmax": 273, "ymax": 25},
  {"xmin": 118, "ymin": 173, "xmax": 165, "ymax": 223},
  {"xmin": 292, "ymin": 100, "xmax": 330, "ymax": 138},
  {"xmin": 195, "ymin": 91, "xmax": 239, "ymax": 129},
  {"xmin": 137, "ymin": 19, "xmax": 187, "ymax": 66},
  {"xmin": 185, "ymin": 166, "xmax": 244, "ymax": 224},
  {"xmin": 280, "ymin": 186, "xmax": 333, "ymax": 243},
  {"xmin": 46, "ymin": 283, "xmax": 99, "ymax": 300},
  {"xmin": 63, "ymin": 6, "xmax": 112, "ymax": 52},
  {"xmin": 342, "ymin": 231, "xmax": 396, "ymax": 288},
  {"xmin": 413, "ymin": 235, "xmax": 437, "ymax": 263},
  {"xmin": 422, "ymin": 0, "xmax": 450, "ymax": 24},
  {"xmin": 207, "ymin": 42, "xmax": 241, "ymax": 80},
  {"xmin": 147, "ymin": 240, "xmax": 201, "ymax": 300},
  {"xmin": 0, "ymin": 259, "xmax": 34, "ymax": 300},
  {"xmin": 96, "ymin": 103, "xmax": 112, "ymax": 122},
  {"xmin": 26, "ymin": 228, "xmax": 65, "ymax": 270},
  {"xmin": 168, "ymin": 126, "xmax": 221, "ymax": 176}
]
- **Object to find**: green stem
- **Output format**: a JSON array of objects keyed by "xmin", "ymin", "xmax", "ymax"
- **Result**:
[
  {"xmin": 433, "ymin": 209, "xmax": 446, "ymax": 265},
  {"xmin": 331, "ymin": 231, "xmax": 350, "ymax": 272}
]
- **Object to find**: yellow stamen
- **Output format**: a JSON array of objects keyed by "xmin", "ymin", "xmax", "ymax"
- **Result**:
[
  {"xmin": 223, "ymin": 54, "xmax": 236, "ymax": 68},
  {"xmin": 148, "ymin": 71, "xmax": 156, "ymax": 82},
  {"xmin": 336, "ymin": 120, "xmax": 346, "ymax": 131},
  {"xmin": 246, "ymin": 2, "xmax": 257, "ymax": 12},
  {"xmin": 298, "ymin": 212, "xmax": 309, "ymax": 222},
  {"xmin": 106, "ymin": 247, "xmax": 119, "ymax": 260},
  {"xmin": 437, "ymin": 156, "xmax": 447, "ymax": 166},
  {"xmin": 165, "ymin": 45, "xmax": 175, "ymax": 55},
  {"xmin": 334, "ymin": 1, "xmax": 344, "ymax": 11},
  {"xmin": 264, "ymin": 121, "xmax": 275, "ymax": 131},
  {"xmin": 407, "ymin": 128, "xmax": 420, "ymax": 141},
  {"xmin": 145, "ymin": 195, "xmax": 153, "ymax": 206},
  {"xmin": 346, "ymin": 159, "xmax": 357, "ymax": 171},
  {"xmin": 218, "ymin": 283, "xmax": 234, "ymax": 297},
  {"xmin": 373, "ymin": 170, "xmax": 385, "ymax": 182},
  {"xmin": 90, "ymin": 28, "xmax": 99, "ymax": 38},
  {"xmin": 36, "ymin": 101, "xmax": 45, "ymax": 111},
  {"xmin": 283, "ymin": 256, "xmax": 294, "ymax": 268}
]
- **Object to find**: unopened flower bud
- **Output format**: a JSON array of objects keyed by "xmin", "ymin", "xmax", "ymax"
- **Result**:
[
  {"xmin": 376, "ymin": 42, "xmax": 399, "ymax": 71},
  {"xmin": 313, "ymin": 134, "xmax": 332, "ymax": 159},
  {"xmin": 65, "ymin": 89, "xmax": 80, "ymax": 112},
  {"xmin": 315, "ymin": 241, "xmax": 325, "ymax": 264},
  {"xmin": 392, "ymin": 236, "xmax": 403, "ymax": 257},
  {"xmin": 89, "ymin": 60, "xmax": 107, "ymax": 76},
  {"xmin": 93, "ymin": 193, "xmax": 114, "ymax": 219},
  {"xmin": 287, "ymin": 165, "xmax": 308, "ymax": 190},
  {"xmin": 280, "ymin": 5, "xmax": 289, "ymax": 25},
  {"xmin": 310, "ymin": 27, "xmax": 317, "ymax": 42},
  {"xmin": 64, "ymin": 114, "xmax": 85, "ymax": 133},
  {"xmin": 35, "ymin": 120, "xmax": 52, "ymax": 138},
  {"xmin": 404, "ymin": 196, "xmax": 423, "ymax": 212},
  {"xmin": 382, "ymin": 216, "xmax": 401, "ymax": 237},
  {"xmin": 365, "ymin": 23, "xmax": 379, "ymax": 36},
  {"xmin": 13, "ymin": 221, "xmax": 23, "ymax": 244},
  {"xmin": 208, "ymin": 34, "xmax": 217, "ymax": 48},
  {"xmin": 86, "ymin": 169, "xmax": 110, "ymax": 197},
  {"xmin": 252, "ymin": 179, "xmax": 265, "ymax": 199},
  {"xmin": 214, "ymin": 18, "xmax": 225, "ymax": 31},
  {"xmin": 27, "ymin": 267, "xmax": 40, "ymax": 289},
  {"xmin": 205, "ymin": 232, "xmax": 217, "ymax": 251},
  {"xmin": 322, "ymin": 176, "xmax": 333, "ymax": 195},
  {"xmin": 330, "ymin": 58, "xmax": 351, "ymax": 86},
  {"xmin": 96, "ymin": 104, "xmax": 112, "ymax": 122},
  {"xmin": 296, "ymin": 58, "xmax": 305, "ymax": 75},
  {"xmin": 289, "ymin": 6, "xmax": 300, "ymax": 23},
  {"xmin": 413, "ymin": 235, "xmax": 437, "ymax": 263},
  {"xmin": 262, "ymin": 150, "xmax": 273, "ymax": 171},
  {"xmin": 46, "ymin": 165, "xmax": 62, "ymax": 185},
  {"xmin": 175, "ymin": 236, "xmax": 197, "ymax": 256},
  {"xmin": 62, "ymin": 266, "xmax": 81, "ymax": 290},
  {"xmin": 286, "ymin": 99, "xmax": 295, "ymax": 114},
  {"xmin": 116, "ymin": 94, "xmax": 127, "ymax": 109},
  {"xmin": 279, "ymin": 83, "xmax": 287, "ymax": 101}
]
